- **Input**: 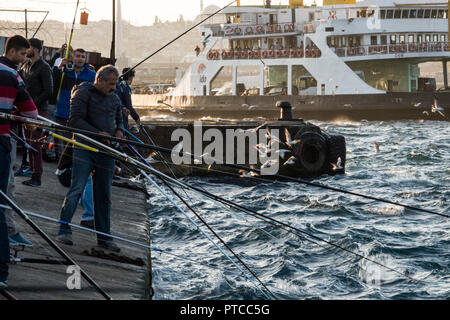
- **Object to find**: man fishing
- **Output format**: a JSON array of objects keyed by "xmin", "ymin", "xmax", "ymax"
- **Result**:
[
  {"xmin": 115, "ymin": 68, "xmax": 141, "ymax": 130},
  {"xmin": 0, "ymin": 35, "xmax": 39, "ymax": 289},
  {"xmin": 20, "ymin": 38, "xmax": 53, "ymax": 187},
  {"xmin": 0, "ymin": 35, "xmax": 37, "ymax": 249},
  {"xmin": 56, "ymin": 65, "xmax": 124, "ymax": 253},
  {"xmin": 53, "ymin": 47, "xmax": 96, "ymax": 229}
]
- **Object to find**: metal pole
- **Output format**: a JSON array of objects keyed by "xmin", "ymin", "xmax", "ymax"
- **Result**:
[
  {"xmin": 111, "ymin": 0, "xmax": 116, "ymax": 65},
  {"xmin": 25, "ymin": 9, "xmax": 28, "ymax": 38}
]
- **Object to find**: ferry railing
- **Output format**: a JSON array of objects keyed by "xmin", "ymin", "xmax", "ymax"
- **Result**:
[{"xmin": 206, "ymin": 42, "xmax": 448, "ymax": 61}]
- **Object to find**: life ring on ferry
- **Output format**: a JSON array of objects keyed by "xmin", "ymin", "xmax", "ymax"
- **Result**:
[
  {"xmin": 245, "ymin": 26, "xmax": 254, "ymax": 34},
  {"xmin": 399, "ymin": 44, "xmax": 407, "ymax": 53},
  {"xmin": 358, "ymin": 47, "xmax": 365, "ymax": 55},
  {"xmin": 262, "ymin": 50, "xmax": 268, "ymax": 58},
  {"xmin": 234, "ymin": 27, "xmax": 242, "ymax": 35},
  {"xmin": 267, "ymin": 25, "xmax": 274, "ymax": 33},
  {"xmin": 253, "ymin": 50, "xmax": 260, "ymax": 59},
  {"xmin": 248, "ymin": 51, "xmax": 253, "ymax": 58},
  {"xmin": 434, "ymin": 43, "xmax": 442, "ymax": 51},
  {"xmin": 241, "ymin": 51, "xmax": 248, "ymax": 59},
  {"xmin": 283, "ymin": 49, "xmax": 290, "ymax": 57},
  {"xmin": 389, "ymin": 45, "xmax": 397, "ymax": 53},
  {"xmin": 293, "ymin": 131, "xmax": 328, "ymax": 175},
  {"xmin": 369, "ymin": 46, "xmax": 377, "ymax": 54},
  {"xmin": 276, "ymin": 50, "xmax": 282, "ymax": 58},
  {"xmin": 213, "ymin": 50, "xmax": 220, "ymax": 59},
  {"xmin": 275, "ymin": 24, "xmax": 282, "ymax": 32},
  {"xmin": 207, "ymin": 51, "xmax": 214, "ymax": 60},
  {"xmin": 305, "ymin": 49, "xmax": 312, "ymax": 57},
  {"xmin": 227, "ymin": 51, "xmax": 233, "ymax": 59},
  {"xmin": 256, "ymin": 26, "xmax": 265, "ymax": 34},
  {"xmin": 408, "ymin": 43, "xmax": 417, "ymax": 52},
  {"xmin": 234, "ymin": 51, "xmax": 241, "ymax": 59},
  {"xmin": 347, "ymin": 47, "xmax": 356, "ymax": 56},
  {"xmin": 268, "ymin": 50, "xmax": 275, "ymax": 58},
  {"xmin": 297, "ymin": 49, "xmax": 304, "ymax": 57},
  {"xmin": 290, "ymin": 49, "xmax": 296, "ymax": 57},
  {"xmin": 221, "ymin": 51, "xmax": 228, "ymax": 59},
  {"xmin": 289, "ymin": 24, "xmax": 296, "ymax": 32},
  {"xmin": 420, "ymin": 43, "xmax": 428, "ymax": 51},
  {"xmin": 284, "ymin": 24, "xmax": 291, "ymax": 32}
]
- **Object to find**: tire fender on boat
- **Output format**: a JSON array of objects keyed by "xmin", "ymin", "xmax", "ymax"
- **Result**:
[{"xmin": 293, "ymin": 132, "xmax": 328, "ymax": 175}]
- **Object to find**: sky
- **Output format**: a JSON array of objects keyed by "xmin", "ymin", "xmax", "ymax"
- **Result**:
[{"xmin": 1, "ymin": 0, "xmax": 322, "ymax": 26}]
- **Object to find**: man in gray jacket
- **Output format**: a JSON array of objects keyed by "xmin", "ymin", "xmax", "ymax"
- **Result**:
[{"xmin": 56, "ymin": 65, "xmax": 124, "ymax": 252}]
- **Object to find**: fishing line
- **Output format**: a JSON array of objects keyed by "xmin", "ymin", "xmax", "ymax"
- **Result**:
[
  {"xmin": 0, "ymin": 204, "xmax": 238, "ymax": 275},
  {"xmin": 6, "ymin": 112, "xmax": 441, "ymax": 219},
  {"xmin": 126, "ymin": 141, "xmax": 275, "ymax": 299},
  {"xmin": 0, "ymin": 191, "xmax": 112, "ymax": 300},
  {"xmin": 121, "ymin": 0, "xmax": 238, "ymax": 79},
  {"xmin": 2, "ymin": 114, "xmax": 426, "ymax": 283}
]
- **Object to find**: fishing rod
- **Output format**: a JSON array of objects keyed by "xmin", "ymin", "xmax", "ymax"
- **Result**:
[
  {"xmin": 55, "ymin": 0, "xmax": 80, "ymax": 102},
  {"xmin": 0, "ymin": 191, "xmax": 112, "ymax": 300},
  {"xmin": 121, "ymin": 0, "xmax": 238, "ymax": 79},
  {"xmin": 29, "ymin": 116, "xmax": 422, "ymax": 285},
  {"xmin": 28, "ymin": 114, "xmax": 275, "ymax": 298},
  {"xmin": 0, "ymin": 204, "xmax": 237, "ymax": 274},
  {"xmin": 10, "ymin": 130, "xmax": 37, "ymax": 153},
  {"xmin": 1, "ymin": 112, "xmax": 443, "ymax": 219},
  {"xmin": 124, "ymin": 138, "xmax": 275, "ymax": 299}
]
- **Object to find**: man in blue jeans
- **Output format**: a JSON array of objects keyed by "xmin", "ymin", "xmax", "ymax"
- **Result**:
[
  {"xmin": 56, "ymin": 65, "xmax": 123, "ymax": 252},
  {"xmin": 0, "ymin": 35, "xmax": 38, "ymax": 288}
]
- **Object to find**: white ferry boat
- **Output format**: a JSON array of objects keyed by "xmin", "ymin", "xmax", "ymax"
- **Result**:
[{"xmin": 135, "ymin": 0, "xmax": 450, "ymax": 121}]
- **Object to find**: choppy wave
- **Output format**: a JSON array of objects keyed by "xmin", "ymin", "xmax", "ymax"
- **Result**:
[{"xmin": 146, "ymin": 120, "xmax": 449, "ymax": 300}]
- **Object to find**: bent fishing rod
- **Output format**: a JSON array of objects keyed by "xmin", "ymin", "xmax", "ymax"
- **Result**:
[
  {"xmin": 28, "ymin": 115, "xmax": 423, "ymax": 284},
  {"xmin": 2, "ymin": 112, "xmax": 445, "ymax": 219},
  {"xmin": 124, "ymin": 136, "xmax": 275, "ymax": 299},
  {"xmin": 121, "ymin": 0, "xmax": 237, "ymax": 79},
  {"xmin": 0, "ymin": 191, "xmax": 112, "ymax": 300}
]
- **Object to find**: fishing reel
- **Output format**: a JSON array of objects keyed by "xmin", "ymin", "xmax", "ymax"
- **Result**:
[{"xmin": 66, "ymin": 61, "xmax": 75, "ymax": 72}]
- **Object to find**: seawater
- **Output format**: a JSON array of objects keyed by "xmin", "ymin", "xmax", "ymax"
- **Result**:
[{"xmin": 146, "ymin": 120, "xmax": 449, "ymax": 300}]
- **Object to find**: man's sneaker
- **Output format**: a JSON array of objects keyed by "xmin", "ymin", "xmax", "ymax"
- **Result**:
[
  {"xmin": 8, "ymin": 236, "xmax": 20, "ymax": 247},
  {"xmin": 14, "ymin": 165, "xmax": 31, "ymax": 177},
  {"xmin": 9, "ymin": 233, "xmax": 33, "ymax": 247},
  {"xmin": 0, "ymin": 280, "xmax": 7, "ymax": 290},
  {"xmin": 56, "ymin": 233, "xmax": 73, "ymax": 246},
  {"xmin": 80, "ymin": 219, "xmax": 95, "ymax": 230},
  {"xmin": 22, "ymin": 178, "xmax": 41, "ymax": 187},
  {"xmin": 98, "ymin": 240, "xmax": 120, "ymax": 253}
]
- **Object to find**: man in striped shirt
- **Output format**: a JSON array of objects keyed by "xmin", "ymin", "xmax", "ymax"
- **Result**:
[{"xmin": 0, "ymin": 35, "xmax": 38, "ymax": 289}]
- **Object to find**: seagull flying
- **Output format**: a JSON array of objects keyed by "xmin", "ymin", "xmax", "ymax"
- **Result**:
[
  {"xmin": 283, "ymin": 156, "xmax": 296, "ymax": 166},
  {"xmin": 331, "ymin": 157, "xmax": 343, "ymax": 171}
]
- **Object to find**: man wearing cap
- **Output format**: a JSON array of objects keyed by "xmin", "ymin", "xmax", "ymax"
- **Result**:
[{"xmin": 20, "ymin": 38, "xmax": 53, "ymax": 187}]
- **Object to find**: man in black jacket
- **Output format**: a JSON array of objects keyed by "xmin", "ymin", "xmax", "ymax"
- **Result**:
[
  {"xmin": 20, "ymin": 38, "xmax": 53, "ymax": 187},
  {"xmin": 56, "ymin": 65, "xmax": 124, "ymax": 252}
]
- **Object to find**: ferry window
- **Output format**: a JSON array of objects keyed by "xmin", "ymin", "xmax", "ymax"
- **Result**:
[
  {"xmin": 417, "ymin": 35, "xmax": 422, "ymax": 43},
  {"xmin": 402, "ymin": 10, "xmax": 409, "ymax": 19},
  {"xmin": 438, "ymin": 10, "xmax": 445, "ymax": 18},
  {"xmin": 386, "ymin": 10, "xmax": 393, "ymax": 19},
  {"xmin": 349, "ymin": 36, "xmax": 354, "ymax": 46},
  {"xmin": 433, "ymin": 34, "xmax": 438, "ymax": 42},
  {"xmin": 342, "ymin": 37, "xmax": 346, "ymax": 46},
  {"xmin": 441, "ymin": 34, "xmax": 446, "ymax": 42},
  {"xmin": 431, "ymin": 10, "xmax": 437, "ymax": 18},
  {"xmin": 390, "ymin": 34, "xmax": 396, "ymax": 44},
  {"xmin": 408, "ymin": 35, "xmax": 414, "ymax": 43},
  {"xmin": 424, "ymin": 9, "xmax": 431, "ymax": 18},
  {"xmin": 361, "ymin": 10, "xmax": 367, "ymax": 18},
  {"xmin": 417, "ymin": 9, "xmax": 424, "ymax": 18},
  {"xmin": 425, "ymin": 34, "xmax": 431, "ymax": 42},
  {"xmin": 394, "ymin": 9, "xmax": 401, "ymax": 19},
  {"xmin": 409, "ymin": 10, "xmax": 417, "ymax": 18},
  {"xmin": 399, "ymin": 35, "xmax": 405, "ymax": 44},
  {"xmin": 355, "ymin": 36, "xmax": 361, "ymax": 46},
  {"xmin": 371, "ymin": 36, "xmax": 378, "ymax": 45},
  {"xmin": 381, "ymin": 35, "xmax": 387, "ymax": 45},
  {"xmin": 380, "ymin": 10, "xmax": 386, "ymax": 19}
]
